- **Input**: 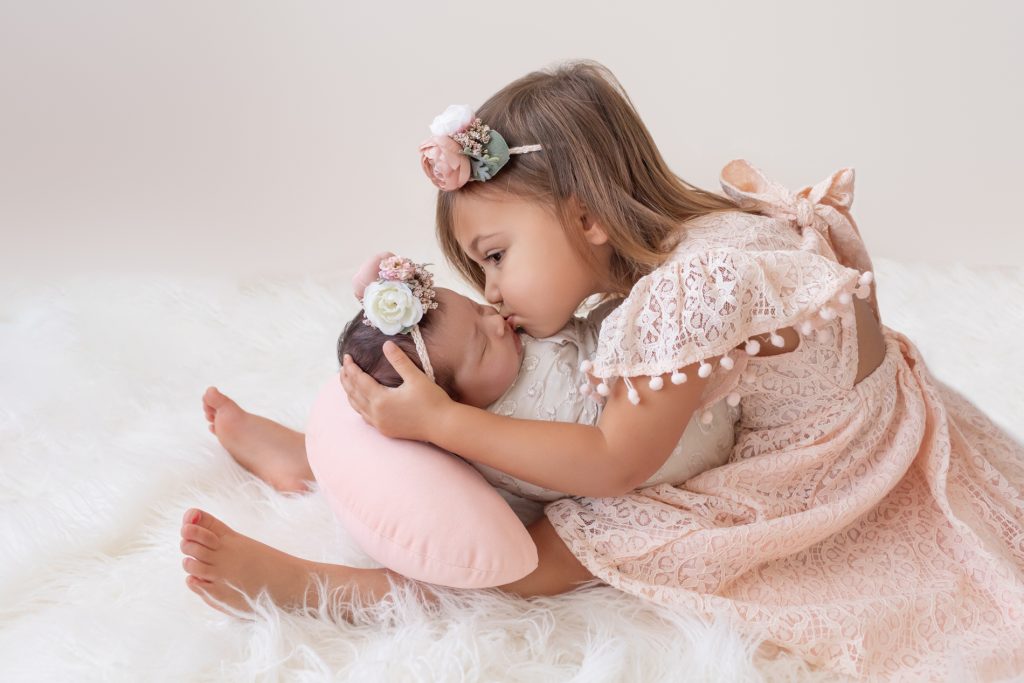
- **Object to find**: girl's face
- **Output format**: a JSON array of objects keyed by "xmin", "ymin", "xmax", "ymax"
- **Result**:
[
  {"xmin": 429, "ymin": 288, "xmax": 524, "ymax": 409},
  {"xmin": 452, "ymin": 192, "xmax": 611, "ymax": 338}
]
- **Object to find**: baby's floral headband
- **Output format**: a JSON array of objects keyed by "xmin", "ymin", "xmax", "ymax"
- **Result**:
[
  {"xmin": 352, "ymin": 251, "xmax": 439, "ymax": 381},
  {"xmin": 418, "ymin": 104, "xmax": 544, "ymax": 191}
]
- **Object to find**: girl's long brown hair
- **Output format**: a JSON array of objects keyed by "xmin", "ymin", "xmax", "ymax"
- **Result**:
[{"xmin": 436, "ymin": 59, "xmax": 755, "ymax": 299}]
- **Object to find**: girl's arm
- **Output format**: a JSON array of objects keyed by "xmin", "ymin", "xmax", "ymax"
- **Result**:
[{"xmin": 341, "ymin": 341, "xmax": 713, "ymax": 498}]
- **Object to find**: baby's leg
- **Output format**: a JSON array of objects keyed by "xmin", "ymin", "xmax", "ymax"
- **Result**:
[
  {"xmin": 202, "ymin": 387, "xmax": 314, "ymax": 493},
  {"xmin": 180, "ymin": 509, "xmax": 601, "ymax": 618}
]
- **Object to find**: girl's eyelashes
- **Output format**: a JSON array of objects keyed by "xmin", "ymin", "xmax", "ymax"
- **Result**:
[{"xmin": 484, "ymin": 250, "xmax": 504, "ymax": 265}]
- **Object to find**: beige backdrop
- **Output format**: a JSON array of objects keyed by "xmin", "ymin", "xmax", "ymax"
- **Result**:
[{"xmin": 2, "ymin": 0, "xmax": 1022, "ymax": 288}]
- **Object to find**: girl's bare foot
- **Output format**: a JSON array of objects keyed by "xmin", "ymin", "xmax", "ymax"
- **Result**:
[
  {"xmin": 202, "ymin": 387, "xmax": 314, "ymax": 493},
  {"xmin": 179, "ymin": 508, "xmax": 396, "ymax": 619}
]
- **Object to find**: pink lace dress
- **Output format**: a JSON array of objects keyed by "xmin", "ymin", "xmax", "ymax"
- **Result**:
[{"xmin": 544, "ymin": 160, "xmax": 1024, "ymax": 681}]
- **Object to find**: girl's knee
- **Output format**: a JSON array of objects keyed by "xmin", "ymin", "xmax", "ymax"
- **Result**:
[{"xmin": 497, "ymin": 516, "xmax": 599, "ymax": 598}]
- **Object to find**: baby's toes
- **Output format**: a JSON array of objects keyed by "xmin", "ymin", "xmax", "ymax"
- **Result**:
[
  {"xmin": 186, "ymin": 576, "xmax": 245, "ymax": 617},
  {"xmin": 185, "ymin": 508, "xmax": 234, "ymax": 539},
  {"xmin": 185, "ymin": 576, "xmax": 225, "ymax": 611},
  {"xmin": 203, "ymin": 387, "xmax": 235, "ymax": 412},
  {"xmin": 182, "ymin": 556, "xmax": 217, "ymax": 582},
  {"xmin": 181, "ymin": 522, "xmax": 221, "ymax": 550},
  {"xmin": 180, "ymin": 537, "xmax": 215, "ymax": 562}
]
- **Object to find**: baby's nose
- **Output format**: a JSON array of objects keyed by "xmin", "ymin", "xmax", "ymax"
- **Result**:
[{"xmin": 487, "ymin": 312, "xmax": 507, "ymax": 336}]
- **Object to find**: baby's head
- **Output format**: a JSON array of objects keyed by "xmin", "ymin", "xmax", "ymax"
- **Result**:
[
  {"xmin": 338, "ymin": 287, "xmax": 523, "ymax": 409},
  {"xmin": 423, "ymin": 60, "xmax": 741, "ymax": 337}
]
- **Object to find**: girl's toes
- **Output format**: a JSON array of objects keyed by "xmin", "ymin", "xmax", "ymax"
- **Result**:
[
  {"xmin": 182, "ymin": 556, "xmax": 216, "ymax": 581},
  {"xmin": 182, "ymin": 522, "xmax": 221, "ymax": 550}
]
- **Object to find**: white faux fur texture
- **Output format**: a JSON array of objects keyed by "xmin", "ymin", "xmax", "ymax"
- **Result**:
[{"xmin": 1, "ymin": 258, "xmax": 1021, "ymax": 682}]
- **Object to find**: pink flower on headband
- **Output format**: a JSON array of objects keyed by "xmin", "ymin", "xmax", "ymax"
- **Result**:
[
  {"xmin": 353, "ymin": 252, "xmax": 440, "ymax": 337},
  {"xmin": 419, "ymin": 135, "xmax": 471, "ymax": 191},
  {"xmin": 379, "ymin": 255, "xmax": 416, "ymax": 281},
  {"xmin": 352, "ymin": 251, "xmax": 395, "ymax": 301}
]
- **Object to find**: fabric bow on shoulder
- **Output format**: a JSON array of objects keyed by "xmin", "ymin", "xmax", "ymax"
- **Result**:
[{"xmin": 719, "ymin": 159, "xmax": 874, "ymax": 277}]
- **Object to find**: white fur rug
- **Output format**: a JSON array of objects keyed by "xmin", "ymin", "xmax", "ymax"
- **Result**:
[{"xmin": 1, "ymin": 258, "xmax": 1021, "ymax": 682}]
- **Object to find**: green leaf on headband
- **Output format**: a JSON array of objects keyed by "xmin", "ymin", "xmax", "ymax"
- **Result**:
[
  {"xmin": 485, "ymin": 130, "xmax": 511, "ymax": 166},
  {"xmin": 468, "ymin": 131, "xmax": 512, "ymax": 182}
]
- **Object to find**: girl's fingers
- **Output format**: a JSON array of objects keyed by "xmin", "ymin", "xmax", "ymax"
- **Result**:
[
  {"xmin": 382, "ymin": 341, "xmax": 421, "ymax": 381},
  {"xmin": 339, "ymin": 359, "xmax": 370, "ymax": 415},
  {"xmin": 350, "ymin": 364, "xmax": 385, "ymax": 398}
]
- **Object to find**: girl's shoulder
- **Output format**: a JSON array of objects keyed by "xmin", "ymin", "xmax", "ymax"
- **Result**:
[
  {"xmin": 667, "ymin": 208, "xmax": 801, "ymax": 261},
  {"xmin": 587, "ymin": 159, "xmax": 876, "ymax": 386}
]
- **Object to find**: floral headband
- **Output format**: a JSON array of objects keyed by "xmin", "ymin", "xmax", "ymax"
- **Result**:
[
  {"xmin": 418, "ymin": 104, "xmax": 544, "ymax": 191},
  {"xmin": 352, "ymin": 252, "xmax": 439, "ymax": 381}
]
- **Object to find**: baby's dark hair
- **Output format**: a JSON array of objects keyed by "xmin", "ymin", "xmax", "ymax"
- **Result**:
[{"xmin": 337, "ymin": 300, "xmax": 461, "ymax": 402}]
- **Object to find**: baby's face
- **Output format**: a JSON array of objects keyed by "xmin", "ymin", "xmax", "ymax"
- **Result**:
[{"xmin": 429, "ymin": 288, "xmax": 524, "ymax": 409}]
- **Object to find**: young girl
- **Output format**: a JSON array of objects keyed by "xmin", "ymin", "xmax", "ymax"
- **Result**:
[{"xmin": 181, "ymin": 61, "xmax": 1024, "ymax": 679}]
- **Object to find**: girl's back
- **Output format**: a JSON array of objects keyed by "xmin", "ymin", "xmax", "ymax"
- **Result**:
[{"xmin": 546, "ymin": 159, "xmax": 1024, "ymax": 680}]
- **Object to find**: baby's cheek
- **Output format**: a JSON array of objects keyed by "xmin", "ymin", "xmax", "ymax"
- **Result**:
[{"xmin": 486, "ymin": 359, "xmax": 518, "ymax": 402}]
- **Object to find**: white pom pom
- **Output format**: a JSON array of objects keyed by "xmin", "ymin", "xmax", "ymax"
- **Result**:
[
  {"xmin": 854, "ymin": 284, "xmax": 871, "ymax": 300},
  {"xmin": 671, "ymin": 371, "xmax": 687, "ymax": 385},
  {"xmin": 697, "ymin": 361, "xmax": 712, "ymax": 378},
  {"xmin": 720, "ymin": 355, "xmax": 734, "ymax": 370},
  {"xmin": 596, "ymin": 382, "xmax": 610, "ymax": 397},
  {"xmin": 799, "ymin": 320, "xmax": 814, "ymax": 336},
  {"xmin": 858, "ymin": 271, "xmax": 874, "ymax": 286},
  {"xmin": 726, "ymin": 392, "xmax": 741, "ymax": 407},
  {"xmin": 838, "ymin": 291, "xmax": 852, "ymax": 305},
  {"xmin": 579, "ymin": 359, "xmax": 593, "ymax": 374},
  {"xmin": 627, "ymin": 388, "xmax": 640, "ymax": 405},
  {"xmin": 819, "ymin": 306, "xmax": 836, "ymax": 321},
  {"xmin": 700, "ymin": 411, "xmax": 714, "ymax": 425},
  {"xmin": 770, "ymin": 332, "xmax": 785, "ymax": 348},
  {"xmin": 648, "ymin": 376, "xmax": 664, "ymax": 391},
  {"xmin": 745, "ymin": 339, "xmax": 760, "ymax": 356},
  {"xmin": 579, "ymin": 382, "xmax": 592, "ymax": 396}
]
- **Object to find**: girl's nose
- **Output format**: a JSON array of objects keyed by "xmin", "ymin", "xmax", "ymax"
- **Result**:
[{"xmin": 484, "ymin": 278, "xmax": 501, "ymax": 306}]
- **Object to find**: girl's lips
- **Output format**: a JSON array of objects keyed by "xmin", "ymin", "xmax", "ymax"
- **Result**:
[{"xmin": 506, "ymin": 319, "xmax": 523, "ymax": 353}]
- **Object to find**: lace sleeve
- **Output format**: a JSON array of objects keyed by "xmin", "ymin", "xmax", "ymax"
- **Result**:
[{"xmin": 583, "ymin": 246, "xmax": 870, "ymax": 402}]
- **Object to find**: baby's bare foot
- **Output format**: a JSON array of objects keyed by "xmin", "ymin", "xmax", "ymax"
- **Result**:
[
  {"xmin": 202, "ymin": 387, "xmax": 314, "ymax": 493},
  {"xmin": 179, "ymin": 508, "xmax": 325, "ymax": 615}
]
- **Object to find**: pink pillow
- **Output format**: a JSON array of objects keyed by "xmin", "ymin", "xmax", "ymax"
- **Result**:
[{"xmin": 304, "ymin": 373, "xmax": 539, "ymax": 588}]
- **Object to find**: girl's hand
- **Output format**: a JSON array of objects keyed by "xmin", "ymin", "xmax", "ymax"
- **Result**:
[{"xmin": 340, "ymin": 341, "xmax": 451, "ymax": 442}]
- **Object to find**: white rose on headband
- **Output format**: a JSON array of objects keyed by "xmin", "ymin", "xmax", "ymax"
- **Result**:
[
  {"xmin": 363, "ymin": 280, "xmax": 424, "ymax": 335},
  {"xmin": 429, "ymin": 104, "xmax": 475, "ymax": 136}
]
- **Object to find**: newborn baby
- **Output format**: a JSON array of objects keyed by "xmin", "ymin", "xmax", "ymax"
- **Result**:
[{"xmin": 338, "ymin": 286, "xmax": 737, "ymax": 502}]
